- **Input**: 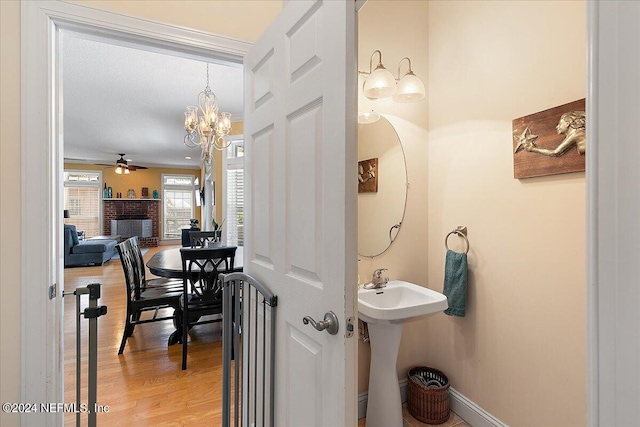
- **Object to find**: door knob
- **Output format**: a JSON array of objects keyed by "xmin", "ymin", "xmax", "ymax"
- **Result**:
[{"xmin": 303, "ymin": 311, "xmax": 339, "ymax": 335}]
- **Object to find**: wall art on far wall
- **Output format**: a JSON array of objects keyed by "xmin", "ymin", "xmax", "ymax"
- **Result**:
[
  {"xmin": 512, "ymin": 98, "xmax": 585, "ymax": 179},
  {"xmin": 358, "ymin": 158, "xmax": 378, "ymax": 193}
]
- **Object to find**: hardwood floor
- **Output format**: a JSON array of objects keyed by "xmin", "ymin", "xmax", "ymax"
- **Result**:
[{"xmin": 64, "ymin": 245, "xmax": 225, "ymax": 426}]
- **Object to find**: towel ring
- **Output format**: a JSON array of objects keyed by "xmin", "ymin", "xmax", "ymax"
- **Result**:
[{"xmin": 445, "ymin": 226, "xmax": 469, "ymax": 254}]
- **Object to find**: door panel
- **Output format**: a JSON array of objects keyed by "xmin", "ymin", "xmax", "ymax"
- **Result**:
[
  {"xmin": 287, "ymin": 101, "xmax": 323, "ymax": 283},
  {"xmin": 244, "ymin": 1, "xmax": 357, "ymax": 425}
]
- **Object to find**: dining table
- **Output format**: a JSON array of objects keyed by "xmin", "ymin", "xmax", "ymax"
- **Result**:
[
  {"xmin": 145, "ymin": 245, "xmax": 243, "ymax": 345},
  {"xmin": 146, "ymin": 246, "xmax": 244, "ymax": 278}
]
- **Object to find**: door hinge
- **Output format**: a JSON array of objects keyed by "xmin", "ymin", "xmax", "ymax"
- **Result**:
[
  {"xmin": 346, "ymin": 316, "xmax": 355, "ymax": 338},
  {"xmin": 49, "ymin": 283, "xmax": 57, "ymax": 299}
]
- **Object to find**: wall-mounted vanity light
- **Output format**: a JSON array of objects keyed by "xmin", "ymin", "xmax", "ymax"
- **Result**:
[
  {"xmin": 393, "ymin": 57, "xmax": 425, "ymax": 102},
  {"xmin": 360, "ymin": 50, "xmax": 397, "ymax": 99},
  {"xmin": 358, "ymin": 50, "xmax": 425, "ymax": 103}
]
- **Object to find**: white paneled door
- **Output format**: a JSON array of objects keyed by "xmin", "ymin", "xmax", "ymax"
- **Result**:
[{"xmin": 243, "ymin": 1, "xmax": 358, "ymax": 426}]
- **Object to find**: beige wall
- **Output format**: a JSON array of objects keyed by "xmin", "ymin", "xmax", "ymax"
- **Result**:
[
  {"xmin": 427, "ymin": 2, "xmax": 586, "ymax": 424},
  {"xmin": 0, "ymin": 2, "xmax": 280, "ymax": 425},
  {"xmin": 359, "ymin": 1, "xmax": 586, "ymax": 425},
  {"xmin": 70, "ymin": 1, "xmax": 282, "ymax": 43}
]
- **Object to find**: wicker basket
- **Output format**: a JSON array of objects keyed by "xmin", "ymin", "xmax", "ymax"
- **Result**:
[{"xmin": 407, "ymin": 366, "xmax": 450, "ymax": 424}]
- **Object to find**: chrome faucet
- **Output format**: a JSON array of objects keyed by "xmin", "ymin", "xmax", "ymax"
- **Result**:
[{"xmin": 364, "ymin": 268, "xmax": 389, "ymax": 289}]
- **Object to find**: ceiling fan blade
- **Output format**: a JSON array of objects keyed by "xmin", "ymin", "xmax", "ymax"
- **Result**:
[{"xmin": 128, "ymin": 165, "xmax": 148, "ymax": 171}]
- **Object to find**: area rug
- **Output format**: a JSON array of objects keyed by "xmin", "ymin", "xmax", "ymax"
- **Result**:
[{"xmin": 111, "ymin": 247, "xmax": 148, "ymax": 260}]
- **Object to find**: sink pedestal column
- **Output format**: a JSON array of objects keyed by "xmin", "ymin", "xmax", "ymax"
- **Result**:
[{"xmin": 365, "ymin": 321, "xmax": 404, "ymax": 427}]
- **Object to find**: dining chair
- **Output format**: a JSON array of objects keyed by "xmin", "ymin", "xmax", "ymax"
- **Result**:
[
  {"xmin": 116, "ymin": 238, "xmax": 182, "ymax": 355},
  {"xmin": 179, "ymin": 246, "xmax": 237, "ymax": 369},
  {"xmin": 189, "ymin": 230, "xmax": 221, "ymax": 248},
  {"xmin": 129, "ymin": 236, "xmax": 182, "ymax": 292}
]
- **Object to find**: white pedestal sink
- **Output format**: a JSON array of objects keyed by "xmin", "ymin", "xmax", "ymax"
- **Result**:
[{"xmin": 359, "ymin": 280, "xmax": 448, "ymax": 427}]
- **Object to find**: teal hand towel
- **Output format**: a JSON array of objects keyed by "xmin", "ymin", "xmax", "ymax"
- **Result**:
[{"xmin": 443, "ymin": 249, "xmax": 468, "ymax": 317}]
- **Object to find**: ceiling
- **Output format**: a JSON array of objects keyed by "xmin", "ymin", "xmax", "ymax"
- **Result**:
[{"xmin": 62, "ymin": 34, "xmax": 243, "ymax": 169}]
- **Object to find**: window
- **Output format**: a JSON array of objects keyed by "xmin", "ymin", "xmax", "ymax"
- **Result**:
[
  {"xmin": 223, "ymin": 138, "xmax": 244, "ymax": 247},
  {"xmin": 163, "ymin": 174, "xmax": 196, "ymax": 240},
  {"xmin": 64, "ymin": 170, "xmax": 102, "ymax": 237}
]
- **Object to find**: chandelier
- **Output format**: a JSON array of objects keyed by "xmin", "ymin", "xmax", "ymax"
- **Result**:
[{"xmin": 184, "ymin": 63, "xmax": 232, "ymax": 162}]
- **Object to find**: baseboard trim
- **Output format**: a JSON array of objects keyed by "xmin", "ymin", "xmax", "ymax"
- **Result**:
[
  {"xmin": 358, "ymin": 382, "xmax": 509, "ymax": 427},
  {"xmin": 449, "ymin": 387, "xmax": 509, "ymax": 427}
]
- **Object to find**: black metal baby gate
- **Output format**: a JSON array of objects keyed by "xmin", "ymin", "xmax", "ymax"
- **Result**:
[
  {"xmin": 63, "ymin": 283, "xmax": 107, "ymax": 427},
  {"xmin": 221, "ymin": 272, "xmax": 278, "ymax": 427}
]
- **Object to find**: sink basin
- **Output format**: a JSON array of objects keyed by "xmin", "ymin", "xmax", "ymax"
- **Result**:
[
  {"xmin": 359, "ymin": 280, "xmax": 447, "ymax": 427},
  {"xmin": 358, "ymin": 280, "xmax": 448, "ymax": 323}
]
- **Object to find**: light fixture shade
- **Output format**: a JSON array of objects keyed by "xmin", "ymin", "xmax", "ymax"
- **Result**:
[
  {"xmin": 358, "ymin": 111, "xmax": 381, "ymax": 124},
  {"xmin": 363, "ymin": 65, "xmax": 396, "ymax": 99},
  {"xmin": 184, "ymin": 106, "xmax": 198, "ymax": 132},
  {"xmin": 115, "ymin": 165, "xmax": 130, "ymax": 175},
  {"xmin": 393, "ymin": 73, "xmax": 425, "ymax": 102},
  {"xmin": 215, "ymin": 112, "xmax": 232, "ymax": 135}
]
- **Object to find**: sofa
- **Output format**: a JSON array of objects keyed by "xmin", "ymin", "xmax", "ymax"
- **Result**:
[{"xmin": 64, "ymin": 224, "xmax": 118, "ymax": 267}]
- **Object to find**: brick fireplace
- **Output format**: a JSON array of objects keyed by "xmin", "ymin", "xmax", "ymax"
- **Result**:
[{"xmin": 103, "ymin": 199, "xmax": 160, "ymax": 247}]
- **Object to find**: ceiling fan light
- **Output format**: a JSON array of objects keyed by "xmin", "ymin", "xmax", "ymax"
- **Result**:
[
  {"xmin": 363, "ymin": 65, "xmax": 396, "ymax": 99},
  {"xmin": 115, "ymin": 165, "xmax": 123, "ymax": 174},
  {"xmin": 393, "ymin": 72, "xmax": 425, "ymax": 103}
]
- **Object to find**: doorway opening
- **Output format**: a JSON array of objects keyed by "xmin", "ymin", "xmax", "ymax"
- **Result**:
[{"xmin": 56, "ymin": 13, "xmax": 247, "ymax": 425}]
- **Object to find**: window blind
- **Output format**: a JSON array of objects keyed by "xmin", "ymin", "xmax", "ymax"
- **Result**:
[
  {"xmin": 225, "ymin": 167, "xmax": 244, "ymax": 247},
  {"xmin": 64, "ymin": 171, "xmax": 101, "ymax": 237},
  {"xmin": 163, "ymin": 174, "xmax": 195, "ymax": 240}
]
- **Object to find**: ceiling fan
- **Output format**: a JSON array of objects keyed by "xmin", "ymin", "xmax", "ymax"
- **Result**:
[{"xmin": 98, "ymin": 153, "xmax": 148, "ymax": 174}]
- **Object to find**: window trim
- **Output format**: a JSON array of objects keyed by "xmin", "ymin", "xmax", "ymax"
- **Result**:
[{"xmin": 63, "ymin": 169, "xmax": 103, "ymax": 236}]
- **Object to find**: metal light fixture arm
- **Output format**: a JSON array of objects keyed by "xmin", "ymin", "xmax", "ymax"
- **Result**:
[{"xmin": 397, "ymin": 57, "xmax": 414, "ymax": 80}]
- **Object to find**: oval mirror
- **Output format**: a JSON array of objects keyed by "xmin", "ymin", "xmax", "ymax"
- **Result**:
[{"xmin": 358, "ymin": 115, "xmax": 407, "ymax": 257}]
